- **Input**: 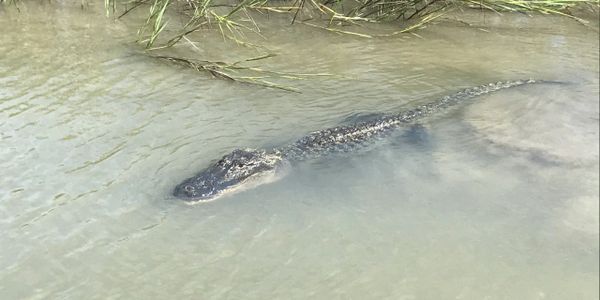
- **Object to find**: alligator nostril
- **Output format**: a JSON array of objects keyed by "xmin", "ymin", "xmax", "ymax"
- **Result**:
[{"xmin": 184, "ymin": 185, "xmax": 194, "ymax": 193}]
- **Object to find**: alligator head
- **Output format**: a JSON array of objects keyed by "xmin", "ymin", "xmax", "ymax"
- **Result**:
[{"xmin": 173, "ymin": 149, "xmax": 285, "ymax": 203}]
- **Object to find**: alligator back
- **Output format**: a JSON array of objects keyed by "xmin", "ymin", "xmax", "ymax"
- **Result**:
[{"xmin": 279, "ymin": 79, "xmax": 554, "ymax": 160}]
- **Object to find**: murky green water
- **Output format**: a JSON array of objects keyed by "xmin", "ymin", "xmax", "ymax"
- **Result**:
[{"xmin": 1, "ymin": 2, "xmax": 598, "ymax": 299}]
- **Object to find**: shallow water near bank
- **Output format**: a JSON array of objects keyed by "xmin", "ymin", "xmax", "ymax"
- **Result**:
[{"xmin": 1, "ymin": 2, "xmax": 599, "ymax": 299}]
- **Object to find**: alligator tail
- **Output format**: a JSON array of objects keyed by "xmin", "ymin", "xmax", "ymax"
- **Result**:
[
  {"xmin": 392, "ymin": 79, "xmax": 566, "ymax": 123},
  {"xmin": 439, "ymin": 78, "xmax": 568, "ymax": 106}
]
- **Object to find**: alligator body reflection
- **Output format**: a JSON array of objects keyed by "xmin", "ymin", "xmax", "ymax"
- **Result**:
[{"xmin": 173, "ymin": 80, "xmax": 557, "ymax": 203}]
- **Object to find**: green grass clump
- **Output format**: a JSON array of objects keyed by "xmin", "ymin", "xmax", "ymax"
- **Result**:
[
  {"xmin": 4, "ymin": 0, "xmax": 596, "ymax": 89},
  {"xmin": 100, "ymin": 0, "xmax": 596, "ymax": 89},
  {"xmin": 104, "ymin": 0, "xmax": 597, "ymax": 49}
]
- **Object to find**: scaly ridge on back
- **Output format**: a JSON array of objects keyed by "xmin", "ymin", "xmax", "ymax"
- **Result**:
[{"xmin": 278, "ymin": 79, "xmax": 542, "ymax": 161}]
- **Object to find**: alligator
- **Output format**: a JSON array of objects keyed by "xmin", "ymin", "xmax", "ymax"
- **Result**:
[{"xmin": 173, "ymin": 79, "xmax": 559, "ymax": 203}]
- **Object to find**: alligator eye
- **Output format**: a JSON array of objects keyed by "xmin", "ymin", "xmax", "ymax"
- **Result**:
[{"xmin": 184, "ymin": 185, "xmax": 194, "ymax": 193}]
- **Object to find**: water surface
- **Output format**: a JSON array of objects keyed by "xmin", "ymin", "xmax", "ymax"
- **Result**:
[{"xmin": 1, "ymin": 2, "xmax": 598, "ymax": 299}]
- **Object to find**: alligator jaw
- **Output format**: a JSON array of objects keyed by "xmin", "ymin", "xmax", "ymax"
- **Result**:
[{"xmin": 176, "ymin": 163, "xmax": 289, "ymax": 205}]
